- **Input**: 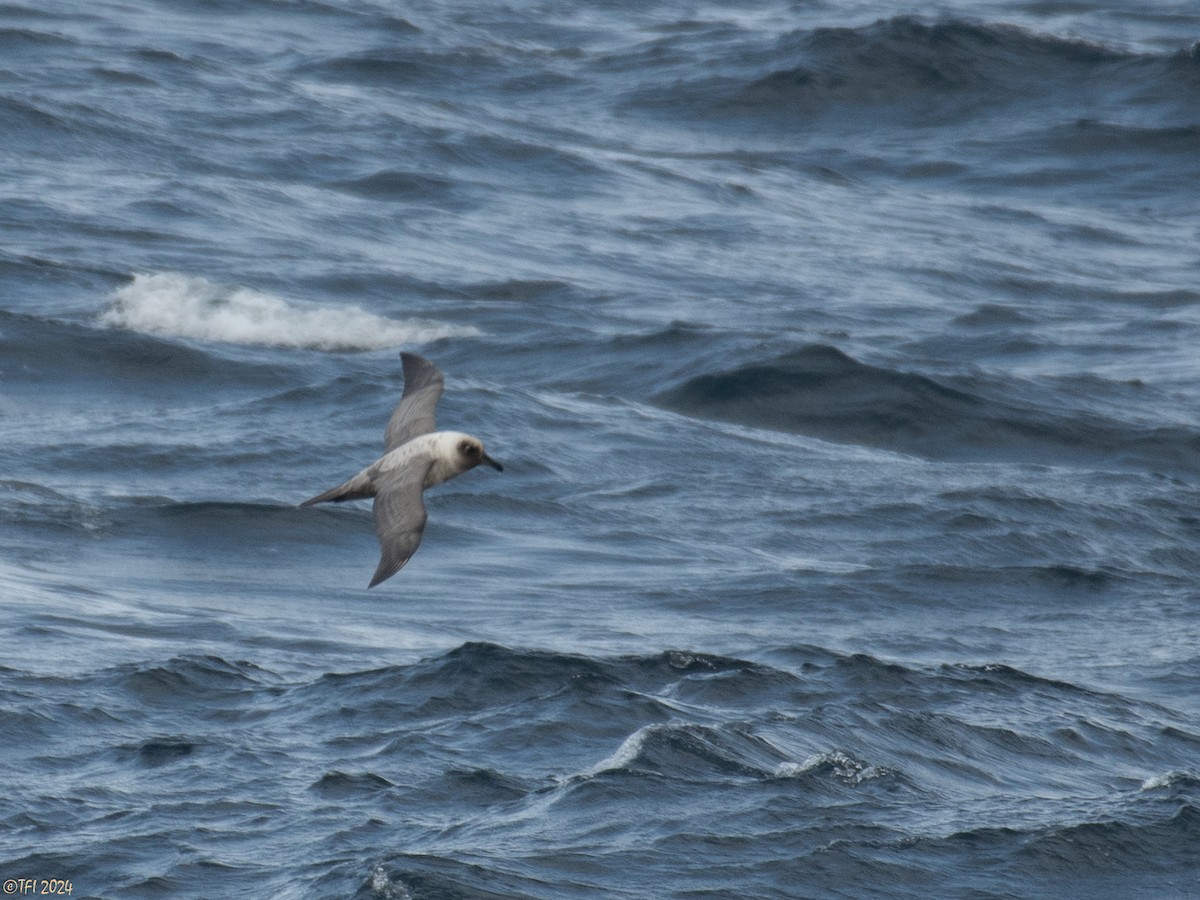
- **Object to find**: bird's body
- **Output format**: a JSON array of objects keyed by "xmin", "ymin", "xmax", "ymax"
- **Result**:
[
  {"xmin": 304, "ymin": 431, "xmax": 487, "ymax": 502},
  {"xmin": 301, "ymin": 354, "xmax": 502, "ymax": 587}
]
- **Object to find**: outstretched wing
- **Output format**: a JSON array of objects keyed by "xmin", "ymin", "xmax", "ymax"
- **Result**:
[
  {"xmin": 368, "ymin": 461, "xmax": 433, "ymax": 588},
  {"xmin": 384, "ymin": 353, "xmax": 444, "ymax": 452}
]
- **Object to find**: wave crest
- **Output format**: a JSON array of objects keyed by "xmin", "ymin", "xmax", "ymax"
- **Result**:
[{"xmin": 100, "ymin": 272, "xmax": 479, "ymax": 351}]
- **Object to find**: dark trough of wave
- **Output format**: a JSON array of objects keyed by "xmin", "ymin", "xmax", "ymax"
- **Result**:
[
  {"xmin": 632, "ymin": 16, "xmax": 1200, "ymax": 124},
  {"xmin": 658, "ymin": 344, "xmax": 1200, "ymax": 473}
]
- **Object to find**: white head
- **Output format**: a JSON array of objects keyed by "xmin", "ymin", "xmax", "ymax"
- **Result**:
[
  {"xmin": 427, "ymin": 431, "xmax": 503, "ymax": 486},
  {"xmin": 453, "ymin": 433, "xmax": 503, "ymax": 473}
]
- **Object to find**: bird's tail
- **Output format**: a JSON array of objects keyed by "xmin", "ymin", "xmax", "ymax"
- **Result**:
[{"xmin": 300, "ymin": 473, "xmax": 374, "ymax": 506}]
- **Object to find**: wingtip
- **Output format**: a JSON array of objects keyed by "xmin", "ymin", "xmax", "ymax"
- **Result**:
[
  {"xmin": 400, "ymin": 350, "xmax": 432, "ymax": 372},
  {"xmin": 368, "ymin": 556, "xmax": 406, "ymax": 588}
]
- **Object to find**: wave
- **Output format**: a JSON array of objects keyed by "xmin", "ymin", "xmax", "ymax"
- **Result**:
[
  {"xmin": 12, "ymin": 641, "xmax": 1199, "ymax": 900},
  {"xmin": 748, "ymin": 18, "xmax": 1129, "ymax": 110},
  {"xmin": 657, "ymin": 344, "xmax": 1200, "ymax": 472},
  {"xmin": 42, "ymin": 642, "xmax": 1200, "ymax": 769},
  {"xmin": 1043, "ymin": 119, "xmax": 1200, "ymax": 159},
  {"xmin": 817, "ymin": 805, "xmax": 1200, "ymax": 897},
  {"xmin": 100, "ymin": 272, "xmax": 479, "ymax": 352},
  {"xmin": 298, "ymin": 643, "xmax": 777, "ymax": 731},
  {"xmin": 775, "ymin": 750, "xmax": 893, "ymax": 784},
  {"xmin": 329, "ymin": 169, "xmax": 464, "ymax": 205},
  {"xmin": 628, "ymin": 17, "xmax": 1197, "ymax": 128},
  {"xmin": 310, "ymin": 769, "xmax": 396, "ymax": 798},
  {"xmin": 0, "ymin": 306, "xmax": 286, "ymax": 401},
  {"xmin": 116, "ymin": 736, "xmax": 200, "ymax": 768},
  {"xmin": 1016, "ymin": 805, "xmax": 1200, "ymax": 877},
  {"xmin": 430, "ymin": 132, "xmax": 611, "ymax": 195},
  {"xmin": 1141, "ymin": 770, "xmax": 1200, "ymax": 793},
  {"xmin": 588, "ymin": 723, "xmax": 896, "ymax": 789},
  {"xmin": 0, "ymin": 27, "xmax": 79, "ymax": 51},
  {"xmin": 588, "ymin": 723, "xmax": 785, "ymax": 781},
  {"xmin": 296, "ymin": 45, "xmax": 504, "ymax": 90},
  {"xmin": 362, "ymin": 857, "xmax": 537, "ymax": 900},
  {"xmin": 0, "ymin": 480, "xmax": 108, "ymax": 536},
  {"xmin": 113, "ymin": 654, "xmax": 277, "ymax": 703}
]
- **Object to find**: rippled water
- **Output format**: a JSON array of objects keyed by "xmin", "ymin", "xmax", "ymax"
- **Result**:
[{"xmin": 2, "ymin": 1, "xmax": 1199, "ymax": 898}]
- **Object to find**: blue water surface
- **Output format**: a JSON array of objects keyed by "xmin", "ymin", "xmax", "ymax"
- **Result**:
[{"xmin": 2, "ymin": 1, "xmax": 1199, "ymax": 897}]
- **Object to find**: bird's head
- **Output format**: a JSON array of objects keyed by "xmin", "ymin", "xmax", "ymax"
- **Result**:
[{"xmin": 457, "ymin": 436, "xmax": 503, "ymax": 473}]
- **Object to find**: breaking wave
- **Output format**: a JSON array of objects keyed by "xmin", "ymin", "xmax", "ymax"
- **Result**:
[{"xmin": 100, "ymin": 272, "xmax": 479, "ymax": 351}]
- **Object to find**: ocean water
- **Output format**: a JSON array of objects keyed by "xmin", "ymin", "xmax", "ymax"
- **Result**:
[{"xmin": 2, "ymin": 0, "xmax": 1199, "ymax": 897}]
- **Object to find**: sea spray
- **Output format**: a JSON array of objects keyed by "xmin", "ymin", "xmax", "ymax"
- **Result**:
[{"xmin": 101, "ymin": 272, "xmax": 479, "ymax": 352}]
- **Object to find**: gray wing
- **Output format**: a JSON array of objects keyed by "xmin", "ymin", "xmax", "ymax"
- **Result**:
[
  {"xmin": 384, "ymin": 353, "xmax": 444, "ymax": 452},
  {"xmin": 368, "ymin": 461, "xmax": 434, "ymax": 588}
]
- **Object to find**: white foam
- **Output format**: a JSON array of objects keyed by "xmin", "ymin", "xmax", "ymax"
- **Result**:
[
  {"xmin": 749, "ymin": 549, "xmax": 872, "ymax": 574},
  {"xmin": 586, "ymin": 725, "xmax": 656, "ymax": 776},
  {"xmin": 366, "ymin": 866, "xmax": 413, "ymax": 900},
  {"xmin": 775, "ymin": 751, "xmax": 887, "ymax": 783},
  {"xmin": 1140, "ymin": 771, "xmax": 1191, "ymax": 791},
  {"xmin": 101, "ymin": 272, "xmax": 479, "ymax": 351}
]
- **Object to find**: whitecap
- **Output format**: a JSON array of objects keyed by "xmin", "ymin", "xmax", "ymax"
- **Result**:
[
  {"xmin": 1140, "ymin": 770, "xmax": 1196, "ymax": 791},
  {"xmin": 775, "ymin": 750, "xmax": 888, "ymax": 783},
  {"xmin": 749, "ymin": 549, "xmax": 872, "ymax": 574},
  {"xmin": 585, "ymin": 725, "xmax": 656, "ymax": 776},
  {"xmin": 366, "ymin": 866, "xmax": 414, "ymax": 900},
  {"xmin": 100, "ymin": 272, "xmax": 479, "ymax": 352}
]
